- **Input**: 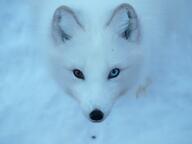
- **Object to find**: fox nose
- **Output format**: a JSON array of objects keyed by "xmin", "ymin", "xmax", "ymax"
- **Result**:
[{"xmin": 89, "ymin": 109, "xmax": 104, "ymax": 122}]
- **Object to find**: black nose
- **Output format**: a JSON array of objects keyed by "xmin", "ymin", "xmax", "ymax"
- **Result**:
[{"xmin": 89, "ymin": 109, "xmax": 104, "ymax": 122}]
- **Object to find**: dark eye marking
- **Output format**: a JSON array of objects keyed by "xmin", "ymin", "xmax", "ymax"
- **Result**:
[
  {"xmin": 73, "ymin": 69, "xmax": 85, "ymax": 80},
  {"xmin": 108, "ymin": 68, "xmax": 120, "ymax": 79}
]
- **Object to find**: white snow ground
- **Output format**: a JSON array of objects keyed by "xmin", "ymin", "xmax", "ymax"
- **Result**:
[{"xmin": 0, "ymin": 0, "xmax": 192, "ymax": 144}]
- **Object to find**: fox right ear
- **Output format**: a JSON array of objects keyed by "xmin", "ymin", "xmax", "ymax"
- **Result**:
[
  {"xmin": 52, "ymin": 6, "xmax": 84, "ymax": 44},
  {"xmin": 106, "ymin": 3, "xmax": 140, "ymax": 42}
]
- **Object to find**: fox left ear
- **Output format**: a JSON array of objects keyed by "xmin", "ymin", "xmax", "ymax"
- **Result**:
[
  {"xmin": 106, "ymin": 3, "xmax": 140, "ymax": 42},
  {"xmin": 52, "ymin": 6, "xmax": 84, "ymax": 44}
]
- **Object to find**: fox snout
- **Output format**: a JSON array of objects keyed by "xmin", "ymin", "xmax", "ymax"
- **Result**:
[
  {"xmin": 79, "ymin": 100, "xmax": 113, "ymax": 123},
  {"xmin": 89, "ymin": 109, "xmax": 104, "ymax": 122}
]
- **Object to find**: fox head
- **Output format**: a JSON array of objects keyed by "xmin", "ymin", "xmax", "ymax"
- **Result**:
[{"xmin": 50, "ymin": 3, "xmax": 144, "ymax": 122}]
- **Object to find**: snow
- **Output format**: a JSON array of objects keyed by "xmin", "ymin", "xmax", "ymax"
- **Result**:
[{"xmin": 0, "ymin": 0, "xmax": 192, "ymax": 144}]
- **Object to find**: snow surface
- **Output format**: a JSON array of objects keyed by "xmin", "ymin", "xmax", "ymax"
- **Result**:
[{"xmin": 0, "ymin": 0, "xmax": 192, "ymax": 144}]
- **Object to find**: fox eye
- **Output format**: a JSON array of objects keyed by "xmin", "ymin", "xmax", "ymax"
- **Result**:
[
  {"xmin": 108, "ymin": 68, "xmax": 120, "ymax": 79},
  {"xmin": 73, "ymin": 69, "xmax": 85, "ymax": 80}
]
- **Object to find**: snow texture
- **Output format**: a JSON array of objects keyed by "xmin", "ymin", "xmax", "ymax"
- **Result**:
[{"xmin": 0, "ymin": 0, "xmax": 192, "ymax": 144}]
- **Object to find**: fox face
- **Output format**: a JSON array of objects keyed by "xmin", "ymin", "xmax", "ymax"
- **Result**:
[{"xmin": 50, "ymin": 3, "xmax": 143, "ymax": 122}]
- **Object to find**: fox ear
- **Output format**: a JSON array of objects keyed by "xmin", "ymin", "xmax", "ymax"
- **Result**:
[
  {"xmin": 106, "ymin": 3, "xmax": 140, "ymax": 42},
  {"xmin": 52, "ymin": 6, "xmax": 83, "ymax": 43}
]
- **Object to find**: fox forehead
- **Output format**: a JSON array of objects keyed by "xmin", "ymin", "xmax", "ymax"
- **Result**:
[{"xmin": 57, "ymin": 29, "xmax": 140, "ymax": 72}]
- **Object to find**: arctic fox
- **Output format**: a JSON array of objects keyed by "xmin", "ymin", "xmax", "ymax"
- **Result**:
[{"xmin": 49, "ymin": 3, "xmax": 146, "ymax": 122}]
